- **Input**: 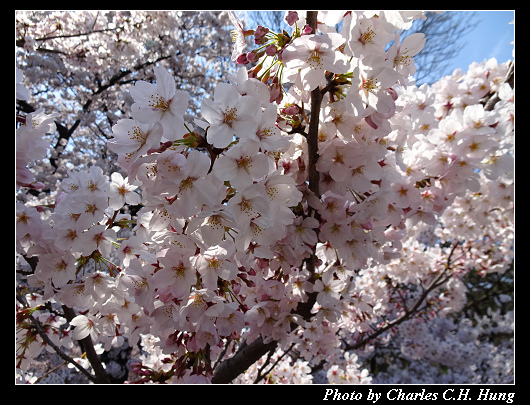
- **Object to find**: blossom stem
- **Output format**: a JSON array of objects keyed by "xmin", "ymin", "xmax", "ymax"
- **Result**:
[
  {"xmin": 257, "ymin": 57, "xmax": 278, "ymax": 81},
  {"xmin": 225, "ymin": 285, "xmax": 243, "ymax": 305}
]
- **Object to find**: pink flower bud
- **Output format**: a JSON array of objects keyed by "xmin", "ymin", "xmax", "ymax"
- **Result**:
[
  {"xmin": 269, "ymin": 83, "xmax": 282, "ymax": 104},
  {"xmin": 301, "ymin": 25, "xmax": 313, "ymax": 35},
  {"xmin": 285, "ymin": 11, "xmax": 299, "ymax": 26},
  {"xmin": 282, "ymin": 105, "xmax": 299, "ymax": 115},
  {"xmin": 265, "ymin": 44, "xmax": 277, "ymax": 56},
  {"xmin": 361, "ymin": 221, "xmax": 373, "ymax": 231},
  {"xmin": 254, "ymin": 25, "xmax": 269, "ymax": 44},
  {"xmin": 236, "ymin": 53, "xmax": 249, "ymax": 65},
  {"xmin": 247, "ymin": 51, "xmax": 258, "ymax": 63},
  {"xmin": 131, "ymin": 362, "xmax": 143, "ymax": 373}
]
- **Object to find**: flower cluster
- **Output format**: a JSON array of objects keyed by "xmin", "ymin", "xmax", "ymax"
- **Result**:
[
  {"xmin": 371, "ymin": 309, "xmax": 514, "ymax": 384},
  {"xmin": 16, "ymin": 11, "xmax": 513, "ymax": 384},
  {"xmin": 16, "ymin": 69, "xmax": 55, "ymax": 190}
]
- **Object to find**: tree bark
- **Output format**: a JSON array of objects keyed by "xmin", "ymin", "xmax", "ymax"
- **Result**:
[
  {"xmin": 211, "ymin": 337, "xmax": 278, "ymax": 384},
  {"xmin": 211, "ymin": 11, "xmax": 321, "ymax": 384},
  {"xmin": 62, "ymin": 306, "xmax": 111, "ymax": 384},
  {"xmin": 305, "ymin": 11, "xmax": 321, "ymax": 199}
]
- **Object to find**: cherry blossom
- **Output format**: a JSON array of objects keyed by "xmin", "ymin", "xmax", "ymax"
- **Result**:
[
  {"xmin": 107, "ymin": 119, "xmax": 164, "ymax": 171},
  {"xmin": 343, "ymin": 12, "xmax": 394, "ymax": 57},
  {"xmin": 313, "ymin": 268, "xmax": 346, "ymax": 308},
  {"xmin": 386, "ymin": 32, "xmax": 426, "ymax": 80},
  {"xmin": 153, "ymin": 250, "xmax": 195, "ymax": 299},
  {"xmin": 70, "ymin": 314, "xmax": 99, "ymax": 341},
  {"xmin": 201, "ymin": 83, "xmax": 261, "ymax": 148},
  {"xmin": 130, "ymin": 66, "xmax": 190, "ymax": 141},
  {"xmin": 282, "ymin": 33, "xmax": 349, "ymax": 92},
  {"xmin": 214, "ymin": 142, "xmax": 272, "ymax": 189},
  {"xmin": 108, "ymin": 172, "xmax": 141, "ymax": 210},
  {"xmin": 227, "ymin": 11, "xmax": 252, "ymax": 61},
  {"xmin": 34, "ymin": 252, "xmax": 76, "ymax": 288},
  {"xmin": 194, "ymin": 241, "xmax": 239, "ymax": 290},
  {"xmin": 16, "ymin": 11, "xmax": 513, "ymax": 386}
]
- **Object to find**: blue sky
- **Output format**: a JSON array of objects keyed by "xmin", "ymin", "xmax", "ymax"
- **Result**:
[{"xmin": 425, "ymin": 10, "xmax": 514, "ymax": 82}]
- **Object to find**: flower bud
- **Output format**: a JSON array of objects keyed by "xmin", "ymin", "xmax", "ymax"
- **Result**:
[
  {"xmin": 247, "ymin": 51, "xmax": 258, "ymax": 63},
  {"xmin": 301, "ymin": 25, "xmax": 313, "ymax": 35},
  {"xmin": 265, "ymin": 44, "xmax": 277, "ymax": 56},
  {"xmin": 254, "ymin": 25, "xmax": 269, "ymax": 44},
  {"xmin": 236, "ymin": 53, "xmax": 249, "ymax": 65},
  {"xmin": 282, "ymin": 105, "xmax": 299, "ymax": 115},
  {"xmin": 285, "ymin": 11, "xmax": 299, "ymax": 26}
]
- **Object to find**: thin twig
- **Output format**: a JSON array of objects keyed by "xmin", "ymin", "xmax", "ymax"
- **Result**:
[
  {"xmin": 254, "ymin": 343, "xmax": 296, "ymax": 384},
  {"xmin": 254, "ymin": 347, "xmax": 275, "ymax": 384},
  {"xmin": 16, "ymin": 291, "xmax": 96, "ymax": 382},
  {"xmin": 34, "ymin": 361, "xmax": 67, "ymax": 384},
  {"xmin": 212, "ymin": 339, "xmax": 232, "ymax": 371},
  {"xmin": 342, "ymin": 241, "xmax": 461, "ymax": 352},
  {"xmin": 483, "ymin": 62, "xmax": 514, "ymax": 111}
]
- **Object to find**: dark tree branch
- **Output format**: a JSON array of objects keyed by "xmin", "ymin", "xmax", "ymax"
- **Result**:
[
  {"xmin": 35, "ymin": 27, "xmax": 119, "ymax": 42},
  {"xmin": 16, "ymin": 289, "xmax": 97, "ymax": 383},
  {"xmin": 310, "ymin": 242, "xmax": 463, "ymax": 377},
  {"xmin": 61, "ymin": 305, "xmax": 111, "ymax": 384},
  {"xmin": 305, "ymin": 11, "xmax": 321, "ymax": 201},
  {"xmin": 17, "ymin": 254, "xmax": 110, "ymax": 383},
  {"xmin": 211, "ymin": 12, "xmax": 322, "ymax": 384},
  {"xmin": 17, "ymin": 54, "xmax": 173, "ymax": 173},
  {"xmin": 253, "ymin": 343, "xmax": 295, "ymax": 384},
  {"xmin": 211, "ymin": 337, "xmax": 278, "ymax": 384}
]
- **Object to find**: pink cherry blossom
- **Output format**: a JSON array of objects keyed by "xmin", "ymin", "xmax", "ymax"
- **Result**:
[
  {"xmin": 107, "ymin": 119, "xmax": 164, "ymax": 171},
  {"xmin": 16, "ymin": 11, "xmax": 513, "ymax": 386},
  {"xmin": 282, "ymin": 33, "xmax": 349, "ymax": 92},
  {"xmin": 343, "ymin": 13, "xmax": 394, "ymax": 57},
  {"xmin": 201, "ymin": 83, "xmax": 261, "ymax": 148},
  {"xmin": 154, "ymin": 250, "xmax": 195, "ymax": 299},
  {"xmin": 214, "ymin": 142, "xmax": 272, "ymax": 189},
  {"xmin": 130, "ymin": 66, "xmax": 190, "ymax": 141},
  {"xmin": 108, "ymin": 172, "xmax": 141, "ymax": 210},
  {"xmin": 70, "ymin": 314, "xmax": 99, "ymax": 341},
  {"xmin": 194, "ymin": 240, "xmax": 239, "ymax": 290}
]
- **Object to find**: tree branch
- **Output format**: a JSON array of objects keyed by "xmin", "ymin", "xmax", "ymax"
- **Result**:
[
  {"xmin": 351, "ymin": 242, "xmax": 461, "ymax": 351},
  {"xmin": 17, "ymin": 253, "xmax": 110, "ymax": 383},
  {"xmin": 18, "ymin": 54, "xmax": 173, "ymax": 173},
  {"xmin": 211, "ymin": 337, "xmax": 278, "ymax": 384},
  {"xmin": 62, "ymin": 305, "xmax": 110, "ymax": 384},
  {"xmin": 34, "ymin": 27, "xmax": 120, "ymax": 42},
  {"xmin": 212, "ymin": 13, "xmax": 323, "ymax": 384},
  {"xmin": 16, "ymin": 290, "xmax": 96, "ymax": 383},
  {"xmin": 253, "ymin": 343, "xmax": 295, "ymax": 384},
  {"xmin": 305, "ymin": 11, "xmax": 322, "ymax": 201}
]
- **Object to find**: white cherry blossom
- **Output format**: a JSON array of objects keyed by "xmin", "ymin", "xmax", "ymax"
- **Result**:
[
  {"xmin": 201, "ymin": 83, "xmax": 261, "ymax": 148},
  {"xmin": 130, "ymin": 66, "xmax": 190, "ymax": 141}
]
